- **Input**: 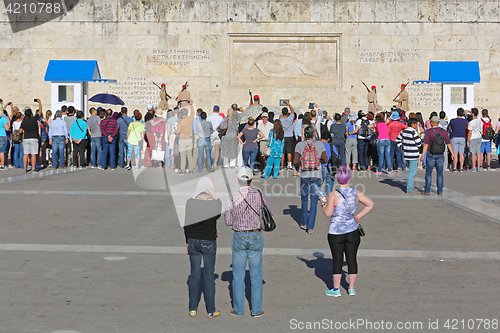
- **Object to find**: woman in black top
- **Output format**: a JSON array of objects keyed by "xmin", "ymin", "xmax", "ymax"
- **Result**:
[{"xmin": 183, "ymin": 176, "xmax": 222, "ymax": 318}]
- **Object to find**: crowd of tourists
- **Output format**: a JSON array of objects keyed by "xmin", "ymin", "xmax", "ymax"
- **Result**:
[
  {"xmin": 1, "ymin": 96, "xmax": 498, "ymax": 179},
  {"xmin": 2, "ymin": 93, "xmax": 499, "ymax": 320}
]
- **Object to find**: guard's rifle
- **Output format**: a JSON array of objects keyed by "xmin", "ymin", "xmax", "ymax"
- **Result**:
[
  {"xmin": 152, "ymin": 82, "xmax": 172, "ymax": 99},
  {"xmin": 361, "ymin": 80, "xmax": 370, "ymax": 93},
  {"xmin": 393, "ymin": 80, "xmax": 410, "ymax": 102}
]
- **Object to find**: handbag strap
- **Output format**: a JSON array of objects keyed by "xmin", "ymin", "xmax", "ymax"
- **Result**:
[
  {"xmin": 238, "ymin": 190, "xmax": 260, "ymax": 217},
  {"xmin": 335, "ymin": 189, "xmax": 360, "ymax": 228}
]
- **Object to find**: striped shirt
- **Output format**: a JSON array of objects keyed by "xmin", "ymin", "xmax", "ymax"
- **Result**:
[
  {"xmin": 396, "ymin": 127, "xmax": 422, "ymax": 160},
  {"xmin": 225, "ymin": 186, "xmax": 272, "ymax": 231},
  {"xmin": 100, "ymin": 117, "xmax": 119, "ymax": 139}
]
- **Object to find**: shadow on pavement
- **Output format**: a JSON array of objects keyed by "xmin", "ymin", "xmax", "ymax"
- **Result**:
[
  {"xmin": 221, "ymin": 266, "xmax": 266, "ymax": 312},
  {"xmin": 297, "ymin": 252, "xmax": 349, "ymax": 291},
  {"xmin": 379, "ymin": 178, "xmax": 407, "ymax": 192},
  {"xmin": 283, "ymin": 205, "xmax": 302, "ymax": 226}
]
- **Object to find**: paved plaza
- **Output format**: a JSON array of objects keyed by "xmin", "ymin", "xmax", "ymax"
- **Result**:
[{"xmin": 0, "ymin": 159, "xmax": 499, "ymax": 333}]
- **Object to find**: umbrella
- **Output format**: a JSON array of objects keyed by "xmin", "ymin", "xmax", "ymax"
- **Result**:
[{"xmin": 89, "ymin": 93, "xmax": 125, "ymax": 105}]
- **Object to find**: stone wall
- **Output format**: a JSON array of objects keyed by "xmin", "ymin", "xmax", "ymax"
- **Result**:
[{"xmin": 0, "ymin": 0, "xmax": 499, "ymax": 120}]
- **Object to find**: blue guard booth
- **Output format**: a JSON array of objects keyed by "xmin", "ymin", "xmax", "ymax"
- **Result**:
[
  {"xmin": 416, "ymin": 61, "xmax": 480, "ymax": 115},
  {"xmin": 44, "ymin": 60, "xmax": 115, "ymax": 118}
]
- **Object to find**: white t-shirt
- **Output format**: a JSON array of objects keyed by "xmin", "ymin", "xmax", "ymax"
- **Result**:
[
  {"xmin": 481, "ymin": 117, "xmax": 492, "ymax": 142},
  {"xmin": 257, "ymin": 120, "xmax": 273, "ymax": 140},
  {"xmin": 468, "ymin": 118, "xmax": 482, "ymax": 140},
  {"xmin": 12, "ymin": 121, "xmax": 22, "ymax": 131},
  {"xmin": 206, "ymin": 113, "xmax": 223, "ymax": 131}
]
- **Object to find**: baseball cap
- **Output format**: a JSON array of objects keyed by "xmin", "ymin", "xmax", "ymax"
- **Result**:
[
  {"xmin": 371, "ymin": 85, "xmax": 376, "ymax": 90},
  {"xmin": 430, "ymin": 116, "xmax": 440, "ymax": 123},
  {"xmin": 360, "ymin": 110, "xmax": 368, "ymax": 116},
  {"xmin": 254, "ymin": 95, "xmax": 260, "ymax": 100},
  {"xmin": 237, "ymin": 167, "xmax": 254, "ymax": 181},
  {"xmin": 23, "ymin": 106, "xmax": 32, "ymax": 113},
  {"xmin": 147, "ymin": 103, "xmax": 154, "ymax": 111},
  {"xmin": 261, "ymin": 112, "xmax": 269, "ymax": 117},
  {"xmin": 97, "ymin": 107, "xmax": 103, "ymax": 112},
  {"xmin": 161, "ymin": 83, "xmax": 166, "ymax": 87},
  {"xmin": 213, "ymin": 105, "xmax": 220, "ymax": 111}
]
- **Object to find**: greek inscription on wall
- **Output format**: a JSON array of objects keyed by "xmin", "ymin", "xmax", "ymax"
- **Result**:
[
  {"xmin": 408, "ymin": 82, "xmax": 441, "ymax": 108},
  {"xmin": 359, "ymin": 50, "xmax": 419, "ymax": 63},
  {"xmin": 102, "ymin": 77, "xmax": 166, "ymax": 107},
  {"xmin": 151, "ymin": 49, "xmax": 211, "ymax": 66}
]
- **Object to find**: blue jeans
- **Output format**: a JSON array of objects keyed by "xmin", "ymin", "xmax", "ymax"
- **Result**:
[
  {"xmin": 164, "ymin": 143, "xmax": 171, "ymax": 167},
  {"xmin": 197, "ymin": 138, "xmax": 212, "ymax": 171},
  {"xmin": 90, "ymin": 137, "xmax": 102, "ymax": 167},
  {"xmin": 242, "ymin": 148, "xmax": 259, "ymax": 170},
  {"xmin": 321, "ymin": 166, "xmax": 334, "ymax": 196},
  {"xmin": 377, "ymin": 139, "xmax": 392, "ymax": 172},
  {"xmin": 102, "ymin": 136, "xmax": 116, "ymax": 169},
  {"xmin": 117, "ymin": 134, "xmax": 127, "ymax": 168},
  {"xmin": 52, "ymin": 137, "xmax": 66, "ymax": 168},
  {"xmin": 13, "ymin": 142, "xmax": 24, "ymax": 168},
  {"xmin": 357, "ymin": 139, "xmax": 369, "ymax": 171},
  {"xmin": 424, "ymin": 153, "xmax": 444, "ymax": 194},
  {"xmin": 300, "ymin": 177, "xmax": 322, "ymax": 230},
  {"xmin": 390, "ymin": 140, "xmax": 403, "ymax": 170},
  {"xmin": 231, "ymin": 231, "xmax": 264, "ymax": 316},
  {"xmin": 406, "ymin": 159, "xmax": 418, "ymax": 192},
  {"xmin": 263, "ymin": 155, "xmax": 281, "ymax": 179},
  {"xmin": 332, "ymin": 141, "xmax": 345, "ymax": 166},
  {"xmin": 187, "ymin": 238, "xmax": 217, "ymax": 313}
]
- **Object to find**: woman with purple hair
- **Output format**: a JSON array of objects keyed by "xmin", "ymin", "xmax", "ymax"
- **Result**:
[{"xmin": 321, "ymin": 166, "xmax": 374, "ymax": 297}]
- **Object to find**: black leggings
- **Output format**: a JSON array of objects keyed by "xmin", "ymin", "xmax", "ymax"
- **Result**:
[{"xmin": 328, "ymin": 230, "xmax": 361, "ymax": 275}]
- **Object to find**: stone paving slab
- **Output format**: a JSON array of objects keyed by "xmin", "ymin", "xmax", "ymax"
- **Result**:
[
  {"xmin": 1, "ymin": 163, "xmax": 500, "ymax": 332},
  {"xmin": 0, "ymin": 252, "xmax": 498, "ymax": 333},
  {"xmin": 2, "ymin": 190, "xmax": 500, "ymax": 252}
]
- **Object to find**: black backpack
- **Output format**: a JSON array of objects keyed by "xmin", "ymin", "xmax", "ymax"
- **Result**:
[
  {"xmin": 429, "ymin": 128, "xmax": 446, "ymax": 154},
  {"xmin": 358, "ymin": 118, "xmax": 370, "ymax": 137},
  {"xmin": 320, "ymin": 121, "xmax": 330, "ymax": 137},
  {"xmin": 327, "ymin": 142, "xmax": 341, "ymax": 176}
]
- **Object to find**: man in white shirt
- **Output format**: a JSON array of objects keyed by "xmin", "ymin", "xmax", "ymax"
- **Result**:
[
  {"xmin": 257, "ymin": 112, "xmax": 273, "ymax": 170},
  {"xmin": 206, "ymin": 105, "xmax": 223, "ymax": 167},
  {"xmin": 467, "ymin": 108, "xmax": 482, "ymax": 172}
]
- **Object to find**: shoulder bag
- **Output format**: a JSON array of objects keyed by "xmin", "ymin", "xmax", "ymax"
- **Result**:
[
  {"xmin": 239, "ymin": 190, "xmax": 276, "ymax": 232},
  {"xmin": 336, "ymin": 189, "xmax": 365, "ymax": 236}
]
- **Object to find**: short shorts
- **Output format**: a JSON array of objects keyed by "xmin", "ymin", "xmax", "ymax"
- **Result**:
[
  {"xmin": 284, "ymin": 137, "xmax": 295, "ymax": 155},
  {"xmin": 23, "ymin": 138, "xmax": 39, "ymax": 155},
  {"xmin": 481, "ymin": 141, "xmax": 492, "ymax": 154},
  {"xmin": 210, "ymin": 131, "xmax": 221, "ymax": 146},
  {"xmin": 0, "ymin": 136, "xmax": 7, "ymax": 153},
  {"xmin": 451, "ymin": 137, "xmax": 465, "ymax": 154},
  {"xmin": 469, "ymin": 138, "xmax": 481, "ymax": 155}
]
